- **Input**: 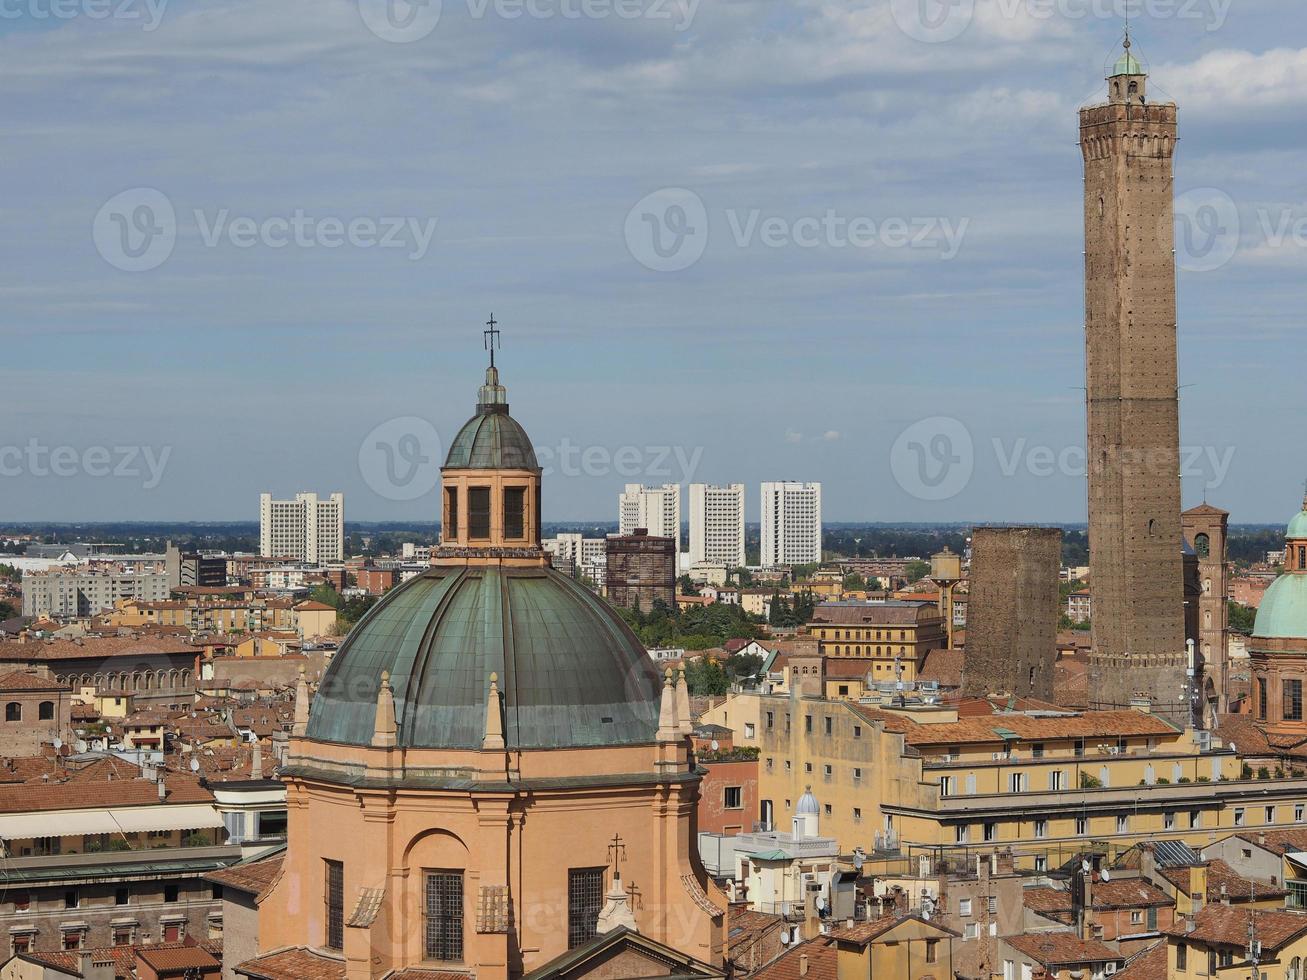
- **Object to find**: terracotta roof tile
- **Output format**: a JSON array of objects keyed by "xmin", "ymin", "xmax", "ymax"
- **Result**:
[
  {"xmin": 900, "ymin": 710, "xmax": 1177, "ymax": 746},
  {"xmin": 0, "ymin": 636, "xmax": 195, "ymax": 661},
  {"xmin": 1165, "ymin": 904, "xmax": 1307, "ymax": 950},
  {"xmin": 236, "ymin": 947, "xmax": 346, "ymax": 980},
  {"xmin": 1114, "ymin": 939, "xmax": 1168, "ymax": 980},
  {"xmin": 205, "ymin": 851, "xmax": 284, "ymax": 898},
  {"xmin": 0, "ymin": 670, "xmax": 67, "ymax": 691},
  {"xmin": 752, "ymin": 937, "xmax": 837, "ymax": 980},
  {"xmin": 1005, "ymin": 932, "xmax": 1123, "ymax": 966}
]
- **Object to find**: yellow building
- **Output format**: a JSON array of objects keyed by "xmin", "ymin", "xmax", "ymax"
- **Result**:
[
  {"xmin": 809, "ymin": 600, "xmax": 946, "ymax": 683},
  {"xmin": 73, "ymin": 685, "xmax": 134, "ymax": 718},
  {"xmin": 1164, "ymin": 904, "xmax": 1307, "ymax": 980},
  {"xmin": 755, "ymin": 914, "xmax": 956, "ymax": 980},
  {"xmin": 745, "ymin": 690, "xmax": 1307, "ymax": 869}
]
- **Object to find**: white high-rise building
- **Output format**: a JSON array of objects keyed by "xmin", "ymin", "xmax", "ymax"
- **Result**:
[
  {"xmin": 618, "ymin": 484, "xmax": 682, "ymax": 556},
  {"xmin": 259, "ymin": 492, "xmax": 345, "ymax": 564},
  {"xmin": 759, "ymin": 482, "xmax": 821, "ymax": 567},
  {"xmin": 689, "ymin": 484, "xmax": 745, "ymax": 569}
]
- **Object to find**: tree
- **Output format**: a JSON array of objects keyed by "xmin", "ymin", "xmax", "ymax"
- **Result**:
[
  {"xmin": 0, "ymin": 601, "xmax": 14, "ymax": 622},
  {"xmin": 309, "ymin": 582, "xmax": 342, "ymax": 609},
  {"xmin": 685, "ymin": 658, "xmax": 729, "ymax": 696},
  {"xmin": 338, "ymin": 595, "xmax": 377, "ymax": 629},
  {"xmin": 678, "ymin": 574, "xmax": 700, "ymax": 596},
  {"xmin": 1228, "ymin": 600, "xmax": 1256, "ymax": 635},
  {"xmin": 903, "ymin": 560, "xmax": 931, "ymax": 584}
]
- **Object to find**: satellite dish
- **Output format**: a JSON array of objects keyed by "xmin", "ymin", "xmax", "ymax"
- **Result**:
[
  {"xmin": 52, "ymin": 738, "xmax": 62, "ymax": 749},
  {"xmin": 1081, "ymin": 859, "xmax": 1091, "ymax": 874},
  {"xmin": 190, "ymin": 758, "xmax": 200, "ymax": 773},
  {"xmin": 710, "ymin": 740, "xmax": 719, "ymax": 751},
  {"xmin": 1100, "ymin": 868, "xmax": 1111, "ymax": 882}
]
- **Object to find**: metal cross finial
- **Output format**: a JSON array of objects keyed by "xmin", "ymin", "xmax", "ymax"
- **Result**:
[
  {"xmin": 608, "ymin": 833, "xmax": 627, "ymax": 873},
  {"xmin": 484, "ymin": 314, "xmax": 500, "ymax": 368}
]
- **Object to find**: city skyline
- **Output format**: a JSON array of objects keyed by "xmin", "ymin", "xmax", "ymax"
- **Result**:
[{"xmin": 3, "ymin": 2, "xmax": 1303, "ymax": 524}]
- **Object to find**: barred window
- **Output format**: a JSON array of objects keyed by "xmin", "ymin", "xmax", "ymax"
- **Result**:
[
  {"xmin": 325, "ymin": 860, "xmax": 343, "ymax": 951},
  {"xmin": 503, "ymin": 487, "xmax": 526, "ymax": 540},
  {"xmin": 1286, "ymin": 679, "xmax": 1303, "ymax": 722},
  {"xmin": 468, "ymin": 488, "xmax": 491, "ymax": 540},
  {"xmin": 424, "ymin": 871, "xmax": 464, "ymax": 961},
  {"xmin": 568, "ymin": 868, "xmax": 605, "ymax": 948},
  {"xmin": 445, "ymin": 487, "xmax": 459, "ymax": 539}
]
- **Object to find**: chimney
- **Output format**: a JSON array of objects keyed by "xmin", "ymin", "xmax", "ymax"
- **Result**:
[
  {"xmin": 157, "ymin": 778, "xmax": 167, "ymax": 801},
  {"xmin": 1140, "ymin": 843, "xmax": 1156, "ymax": 882},
  {"xmin": 1220, "ymin": 883, "xmax": 1229, "ymax": 905},
  {"xmin": 799, "ymin": 954, "xmax": 809, "ymax": 977}
]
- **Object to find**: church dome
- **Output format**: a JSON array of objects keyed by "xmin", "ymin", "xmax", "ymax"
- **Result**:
[
  {"xmin": 444, "ymin": 411, "xmax": 538, "ymax": 470},
  {"xmin": 795, "ymin": 787, "xmax": 820, "ymax": 815},
  {"xmin": 1287, "ymin": 507, "xmax": 1307, "ymax": 540},
  {"xmin": 1252, "ymin": 575, "xmax": 1307, "ymax": 640},
  {"xmin": 306, "ymin": 555, "xmax": 663, "ymax": 750}
]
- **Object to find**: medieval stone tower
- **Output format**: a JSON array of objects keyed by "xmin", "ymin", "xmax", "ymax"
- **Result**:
[
  {"xmin": 1183, "ymin": 503, "xmax": 1230, "ymax": 720},
  {"xmin": 1081, "ymin": 40, "xmax": 1190, "ymax": 726}
]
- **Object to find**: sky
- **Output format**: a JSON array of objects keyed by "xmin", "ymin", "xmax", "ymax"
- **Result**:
[{"xmin": 1, "ymin": 0, "xmax": 1304, "ymax": 524}]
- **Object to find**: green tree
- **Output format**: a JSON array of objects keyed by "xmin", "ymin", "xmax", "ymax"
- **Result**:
[
  {"xmin": 685, "ymin": 658, "xmax": 729, "ymax": 696},
  {"xmin": 309, "ymin": 582, "xmax": 342, "ymax": 609},
  {"xmin": 1228, "ymin": 600, "xmax": 1256, "ymax": 634},
  {"xmin": 903, "ymin": 560, "xmax": 931, "ymax": 583},
  {"xmin": 0, "ymin": 600, "xmax": 14, "ymax": 622}
]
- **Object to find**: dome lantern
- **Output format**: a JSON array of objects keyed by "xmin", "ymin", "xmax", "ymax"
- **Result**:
[{"xmin": 439, "ymin": 316, "xmax": 542, "ymax": 552}]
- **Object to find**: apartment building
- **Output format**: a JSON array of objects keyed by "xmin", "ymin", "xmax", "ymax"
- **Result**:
[
  {"xmin": 257, "ymin": 492, "xmax": 343, "ymax": 564},
  {"xmin": 760, "ymin": 482, "xmax": 821, "ymax": 567},
  {"xmin": 744, "ymin": 691, "xmax": 1307, "ymax": 872},
  {"xmin": 618, "ymin": 484, "xmax": 682, "ymax": 557},
  {"xmin": 689, "ymin": 484, "xmax": 745, "ymax": 569},
  {"xmin": 0, "ymin": 758, "xmax": 238, "ymax": 955},
  {"xmin": 22, "ymin": 568, "xmax": 169, "ymax": 618},
  {"xmin": 809, "ymin": 600, "xmax": 947, "ymax": 683}
]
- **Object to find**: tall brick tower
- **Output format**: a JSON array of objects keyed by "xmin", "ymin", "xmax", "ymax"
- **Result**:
[{"xmin": 1081, "ymin": 39, "xmax": 1190, "ymax": 727}]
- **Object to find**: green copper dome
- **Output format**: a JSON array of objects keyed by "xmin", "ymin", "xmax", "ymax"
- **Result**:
[
  {"xmin": 444, "ymin": 412, "xmax": 539, "ymax": 470},
  {"xmin": 305, "ymin": 566, "xmax": 662, "ymax": 749},
  {"xmin": 1253, "ymin": 574, "xmax": 1307, "ymax": 640},
  {"xmin": 1287, "ymin": 509, "xmax": 1307, "ymax": 539},
  {"xmin": 1111, "ymin": 51, "xmax": 1144, "ymax": 76}
]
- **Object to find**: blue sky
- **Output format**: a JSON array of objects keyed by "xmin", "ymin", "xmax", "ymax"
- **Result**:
[{"xmin": 1, "ymin": 0, "xmax": 1304, "ymax": 523}]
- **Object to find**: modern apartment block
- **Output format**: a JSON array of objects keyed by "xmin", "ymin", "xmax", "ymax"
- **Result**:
[
  {"xmin": 759, "ymin": 482, "xmax": 821, "ymax": 567},
  {"xmin": 618, "ymin": 484, "xmax": 682, "ymax": 557},
  {"xmin": 688, "ymin": 483, "xmax": 745, "ymax": 569},
  {"xmin": 257, "ymin": 492, "xmax": 344, "ymax": 564},
  {"xmin": 21, "ymin": 567, "xmax": 169, "ymax": 618}
]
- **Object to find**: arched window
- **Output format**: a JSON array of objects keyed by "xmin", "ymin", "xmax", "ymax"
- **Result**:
[
  {"xmin": 5, "ymin": 703, "xmax": 21, "ymax": 722},
  {"xmin": 1128, "ymin": 80, "xmax": 1138, "ymax": 96},
  {"xmin": 1195, "ymin": 533, "xmax": 1210, "ymax": 558},
  {"xmin": 38, "ymin": 702, "xmax": 54, "ymax": 721}
]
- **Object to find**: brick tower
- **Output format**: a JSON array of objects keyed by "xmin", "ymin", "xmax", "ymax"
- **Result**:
[
  {"xmin": 1182, "ymin": 503, "xmax": 1230, "ymax": 721},
  {"xmin": 1081, "ymin": 39, "xmax": 1190, "ymax": 726}
]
